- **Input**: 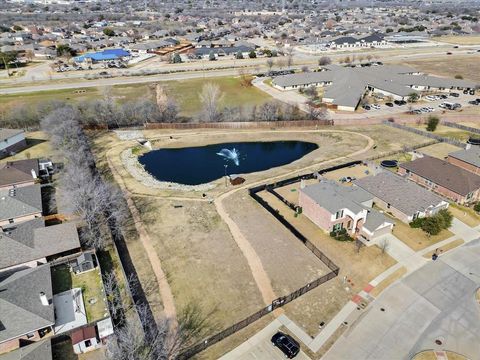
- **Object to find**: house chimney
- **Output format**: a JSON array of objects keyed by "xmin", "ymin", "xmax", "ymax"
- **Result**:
[
  {"xmin": 39, "ymin": 292, "xmax": 49, "ymax": 306},
  {"xmin": 31, "ymin": 169, "xmax": 37, "ymax": 179}
]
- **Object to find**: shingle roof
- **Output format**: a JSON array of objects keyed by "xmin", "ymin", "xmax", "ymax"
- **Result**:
[
  {"xmin": 0, "ymin": 185, "xmax": 42, "ymax": 222},
  {"xmin": 354, "ymin": 171, "xmax": 446, "ymax": 216},
  {"xmin": 399, "ymin": 155, "xmax": 480, "ymax": 196},
  {"xmin": 0, "ymin": 220, "xmax": 80, "ymax": 269},
  {"xmin": 0, "ymin": 339, "xmax": 52, "ymax": 360},
  {"xmin": 0, "ymin": 129, "xmax": 23, "ymax": 143},
  {"xmin": 0, "ymin": 159, "xmax": 38, "ymax": 188},
  {"xmin": 0, "ymin": 265, "xmax": 54, "ymax": 343},
  {"xmin": 300, "ymin": 180, "xmax": 373, "ymax": 214},
  {"xmin": 448, "ymin": 146, "xmax": 480, "ymax": 168},
  {"xmin": 273, "ymin": 65, "xmax": 478, "ymax": 109},
  {"xmin": 363, "ymin": 209, "xmax": 392, "ymax": 232}
]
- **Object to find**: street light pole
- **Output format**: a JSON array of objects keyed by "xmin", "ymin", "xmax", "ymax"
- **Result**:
[{"xmin": 224, "ymin": 164, "xmax": 228, "ymax": 187}]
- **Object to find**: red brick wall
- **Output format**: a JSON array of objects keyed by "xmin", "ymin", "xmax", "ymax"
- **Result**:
[{"xmin": 447, "ymin": 156, "xmax": 480, "ymax": 175}]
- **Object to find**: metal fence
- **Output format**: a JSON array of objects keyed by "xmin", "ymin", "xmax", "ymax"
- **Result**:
[
  {"xmin": 383, "ymin": 121, "xmax": 467, "ymax": 149},
  {"xmin": 442, "ymin": 121, "xmax": 480, "ymax": 135}
]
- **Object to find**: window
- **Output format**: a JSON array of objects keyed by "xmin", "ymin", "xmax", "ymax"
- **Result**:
[
  {"xmin": 333, "ymin": 223, "xmax": 343, "ymax": 231},
  {"xmin": 85, "ymin": 339, "xmax": 92, "ymax": 347},
  {"xmin": 335, "ymin": 210, "xmax": 344, "ymax": 219},
  {"xmin": 8, "ymin": 218, "xmax": 14, "ymax": 224}
]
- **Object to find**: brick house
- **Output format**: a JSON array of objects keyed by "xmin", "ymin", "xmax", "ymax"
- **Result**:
[
  {"xmin": 299, "ymin": 180, "xmax": 394, "ymax": 242},
  {"xmin": 0, "ymin": 265, "xmax": 54, "ymax": 354},
  {"xmin": 398, "ymin": 155, "xmax": 480, "ymax": 205},
  {"xmin": 447, "ymin": 146, "xmax": 480, "ymax": 175},
  {"xmin": 354, "ymin": 171, "xmax": 449, "ymax": 223}
]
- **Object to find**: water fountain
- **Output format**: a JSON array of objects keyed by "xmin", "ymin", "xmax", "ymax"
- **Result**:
[{"xmin": 216, "ymin": 148, "xmax": 241, "ymax": 166}]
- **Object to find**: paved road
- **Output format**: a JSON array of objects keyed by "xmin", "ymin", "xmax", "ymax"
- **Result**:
[{"xmin": 324, "ymin": 239, "xmax": 480, "ymax": 360}]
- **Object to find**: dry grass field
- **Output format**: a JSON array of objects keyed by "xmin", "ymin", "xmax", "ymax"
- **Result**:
[
  {"xmin": 449, "ymin": 204, "xmax": 480, "ymax": 228},
  {"xmin": 132, "ymin": 196, "xmax": 265, "ymax": 333},
  {"xmin": 434, "ymin": 35, "xmax": 480, "ymax": 45},
  {"xmin": 339, "ymin": 124, "xmax": 435, "ymax": 160},
  {"xmin": 410, "ymin": 124, "xmax": 475, "ymax": 141},
  {"xmin": 398, "ymin": 54, "xmax": 480, "ymax": 82}
]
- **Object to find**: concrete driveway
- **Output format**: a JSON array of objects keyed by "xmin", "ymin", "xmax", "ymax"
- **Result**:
[
  {"xmin": 324, "ymin": 239, "xmax": 480, "ymax": 360},
  {"xmin": 220, "ymin": 317, "xmax": 311, "ymax": 360}
]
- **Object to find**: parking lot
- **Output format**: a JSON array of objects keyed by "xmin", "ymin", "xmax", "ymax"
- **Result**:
[{"xmin": 362, "ymin": 90, "xmax": 479, "ymax": 116}]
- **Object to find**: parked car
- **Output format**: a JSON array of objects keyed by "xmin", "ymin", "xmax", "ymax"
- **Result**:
[
  {"xmin": 371, "ymin": 104, "xmax": 380, "ymax": 110},
  {"xmin": 425, "ymin": 95, "xmax": 437, "ymax": 101},
  {"xmin": 469, "ymin": 90, "xmax": 475, "ymax": 95},
  {"xmin": 385, "ymin": 102, "xmax": 394, "ymax": 107},
  {"xmin": 439, "ymin": 94, "xmax": 448, "ymax": 99},
  {"xmin": 411, "ymin": 109, "xmax": 422, "ymax": 114},
  {"xmin": 362, "ymin": 104, "xmax": 371, "ymax": 110},
  {"xmin": 468, "ymin": 100, "xmax": 479, "ymax": 105},
  {"xmin": 450, "ymin": 92, "xmax": 460, "ymax": 97},
  {"xmin": 271, "ymin": 332, "xmax": 300, "ymax": 359},
  {"xmin": 446, "ymin": 52, "xmax": 452, "ymax": 55}
]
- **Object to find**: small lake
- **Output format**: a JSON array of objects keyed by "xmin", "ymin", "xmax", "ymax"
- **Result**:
[{"xmin": 138, "ymin": 141, "xmax": 319, "ymax": 185}]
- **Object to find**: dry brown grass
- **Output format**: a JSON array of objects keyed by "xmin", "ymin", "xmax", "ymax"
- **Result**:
[
  {"xmin": 412, "ymin": 350, "xmax": 468, "ymax": 360},
  {"xmin": 399, "ymin": 54, "xmax": 480, "ymax": 82},
  {"xmin": 422, "ymin": 239, "xmax": 464, "ymax": 259},
  {"xmin": 434, "ymin": 35, "xmax": 480, "ymax": 45},
  {"xmin": 370, "ymin": 267, "xmax": 407, "ymax": 298},
  {"xmin": 449, "ymin": 204, "xmax": 480, "ymax": 228},
  {"xmin": 0, "ymin": 131, "xmax": 59, "ymax": 164},
  {"xmin": 416, "ymin": 142, "xmax": 463, "ymax": 160},
  {"xmin": 390, "ymin": 217, "xmax": 454, "ymax": 252},
  {"xmin": 132, "ymin": 196, "xmax": 265, "ymax": 332},
  {"xmin": 339, "ymin": 124, "xmax": 435, "ymax": 160}
]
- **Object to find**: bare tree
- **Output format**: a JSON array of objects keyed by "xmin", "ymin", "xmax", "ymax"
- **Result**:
[
  {"xmin": 238, "ymin": 69, "xmax": 252, "ymax": 87},
  {"xmin": 306, "ymin": 103, "xmax": 328, "ymax": 120},
  {"xmin": 199, "ymin": 83, "xmax": 224, "ymax": 122},
  {"xmin": 285, "ymin": 46, "xmax": 294, "ymax": 68},
  {"xmin": 276, "ymin": 58, "xmax": 287, "ymax": 70},
  {"xmin": 266, "ymin": 58, "xmax": 274, "ymax": 74}
]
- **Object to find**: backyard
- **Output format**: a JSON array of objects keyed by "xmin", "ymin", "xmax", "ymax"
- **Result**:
[{"xmin": 51, "ymin": 263, "xmax": 109, "ymax": 323}]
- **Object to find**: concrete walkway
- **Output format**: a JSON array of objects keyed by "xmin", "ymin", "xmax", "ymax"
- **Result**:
[{"xmin": 383, "ymin": 233, "xmax": 427, "ymax": 272}]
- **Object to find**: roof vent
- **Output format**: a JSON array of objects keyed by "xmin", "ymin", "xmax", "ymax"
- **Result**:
[{"xmin": 39, "ymin": 292, "xmax": 49, "ymax": 306}]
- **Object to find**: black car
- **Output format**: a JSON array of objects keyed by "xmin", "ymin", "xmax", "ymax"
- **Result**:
[
  {"xmin": 468, "ymin": 100, "xmax": 479, "ymax": 105},
  {"xmin": 385, "ymin": 102, "xmax": 394, "ymax": 107},
  {"xmin": 271, "ymin": 332, "xmax": 300, "ymax": 359},
  {"xmin": 450, "ymin": 92, "xmax": 460, "ymax": 97},
  {"xmin": 362, "ymin": 104, "xmax": 371, "ymax": 110}
]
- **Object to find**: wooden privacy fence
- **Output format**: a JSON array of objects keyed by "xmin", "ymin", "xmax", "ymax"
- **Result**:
[
  {"xmin": 442, "ymin": 121, "xmax": 480, "ymax": 135},
  {"xmin": 144, "ymin": 119, "xmax": 334, "ymax": 130}
]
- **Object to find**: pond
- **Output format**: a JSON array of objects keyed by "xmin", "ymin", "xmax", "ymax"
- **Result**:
[{"xmin": 138, "ymin": 141, "xmax": 319, "ymax": 185}]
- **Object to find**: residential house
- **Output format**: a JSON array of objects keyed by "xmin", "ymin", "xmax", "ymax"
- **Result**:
[
  {"xmin": 0, "ymin": 265, "xmax": 54, "ymax": 354},
  {"xmin": 0, "ymin": 185, "xmax": 42, "ymax": 226},
  {"xmin": 299, "ymin": 180, "xmax": 394, "ymax": 242},
  {"xmin": 447, "ymin": 146, "xmax": 480, "ymax": 175},
  {"xmin": 354, "ymin": 171, "xmax": 449, "ymax": 223},
  {"xmin": 0, "ymin": 339, "xmax": 51, "ymax": 360},
  {"xmin": 0, "ymin": 159, "xmax": 39, "ymax": 191},
  {"xmin": 0, "ymin": 129, "xmax": 27, "ymax": 157},
  {"xmin": 0, "ymin": 219, "xmax": 81, "ymax": 273},
  {"xmin": 398, "ymin": 155, "xmax": 480, "ymax": 204}
]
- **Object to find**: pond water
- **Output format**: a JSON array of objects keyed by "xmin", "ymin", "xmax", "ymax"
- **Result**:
[{"xmin": 138, "ymin": 141, "xmax": 319, "ymax": 185}]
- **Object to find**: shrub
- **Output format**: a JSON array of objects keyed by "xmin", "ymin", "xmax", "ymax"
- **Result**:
[
  {"xmin": 421, "ymin": 216, "xmax": 443, "ymax": 236},
  {"xmin": 474, "ymin": 203, "xmax": 480, "ymax": 213},
  {"xmin": 409, "ymin": 218, "xmax": 424, "ymax": 228},
  {"xmin": 426, "ymin": 115, "xmax": 440, "ymax": 132},
  {"xmin": 437, "ymin": 209, "xmax": 453, "ymax": 228},
  {"xmin": 330, "ymin": 228, "xmax": 353, "ymax": 241}
]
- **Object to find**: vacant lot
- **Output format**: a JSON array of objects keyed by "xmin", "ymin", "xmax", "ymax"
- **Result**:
[
  {"xmin": 0, "ymin": 76, "xmax": 271, "ymax": 118},
  {"xmin": 339, "ymin": 124, "xmax": 434, "ymax": 160},
  {"xmin": 132, "ymin": 196, "xmax": 265, "ymax": 334},
  {"xmin": 225, "ymin": 188, "xmax": 395, "ymax": 336},
  {"xmin": 398, "ymin": 55, "xmax": 480, "ymax": 82}
]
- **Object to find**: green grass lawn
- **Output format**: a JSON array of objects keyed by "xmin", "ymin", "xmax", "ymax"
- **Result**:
[
  {"xmin": 51, "ymin": 264, "xmax": 109, "ymax": 323},
  {"xmin": 1, "ymin": 76, "xmax": 272, "ymax": 118}
]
